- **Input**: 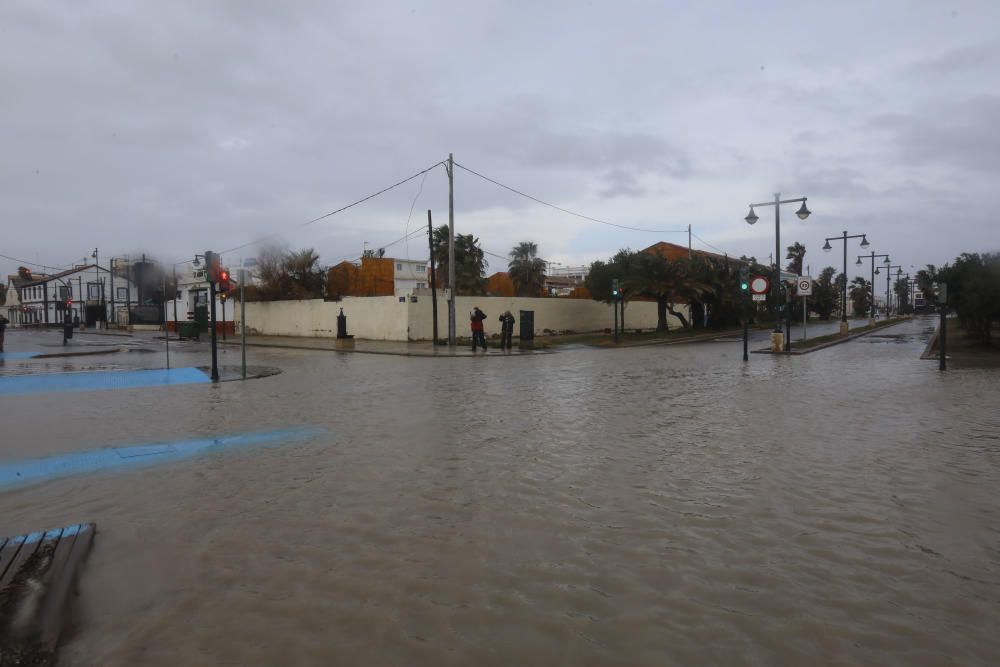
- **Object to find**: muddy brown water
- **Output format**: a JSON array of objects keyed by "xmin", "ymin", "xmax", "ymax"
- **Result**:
[{"xmin": 1, "ymin": 317, "xmax": 998, "ymax": 665}]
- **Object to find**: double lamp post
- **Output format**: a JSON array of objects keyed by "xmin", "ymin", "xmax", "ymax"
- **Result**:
[
  {"xmin": 823, "ymin": 231, "xmax": 869, "ymax": 333},
  {"xmin": 745, "ymin": 192, "xmax": 810, "ymax": 352}
]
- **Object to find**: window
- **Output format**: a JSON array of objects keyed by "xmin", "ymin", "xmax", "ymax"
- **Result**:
[
  {"xmin": 416, "ymin": 265, "xmax": 425, "ymax": 272},
  {"xmin": 117, "ymin": 287, "xmax": 128, "ymax": 300},
  {"xmin": 416, "ymin": 282, "xmax": 426, "ymax": 289},
  {"xmin": 88, "ymin": 284, "xmax": 101, "ymax": 299},
  {"xmin": 396, "ymin": 263, "xmax": 402, "ymax": 271},
  {"xmin": 59, "ymin": 286, "xmax": 70, "ymax": 301},
  {"xmin": 399, "ymin": 296, "xmax": 406, "ymax": 303}
]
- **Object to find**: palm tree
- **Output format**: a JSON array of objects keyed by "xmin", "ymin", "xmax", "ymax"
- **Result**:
[
  {"xmin": 430, "ymin": 225, "xmax": 488, "ymax": 294},
  {"xmin": 508, "ymin": 241, "xmax": 547, "ymax": 297},
  {"xmin": 785, "ymin": 242, "xmax": 806, "ymax": 276}
]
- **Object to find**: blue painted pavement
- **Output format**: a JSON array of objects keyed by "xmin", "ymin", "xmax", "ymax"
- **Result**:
[
  {"xmin": 0, "ymin": 351, "xmax": 42, "ymax": 360},
  {"xmin": 0, "ymin": 426, "xmax": 326, "ymax": 490},
  {"xmin": 0, "ymin": 367, "xmax": 210, "ymax": 396}
]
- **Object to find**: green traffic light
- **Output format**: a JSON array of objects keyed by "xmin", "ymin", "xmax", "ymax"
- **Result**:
[{"xmin": 741, "ymin": 282, "xmax": 748, "ymax": 290}]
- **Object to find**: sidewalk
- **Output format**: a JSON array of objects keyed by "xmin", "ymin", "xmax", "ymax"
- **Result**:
[{"xmin": 220, "ymin": 336, "xmax": 547, "ymax": 357}]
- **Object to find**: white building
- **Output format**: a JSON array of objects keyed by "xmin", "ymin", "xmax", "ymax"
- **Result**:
[
  {"xmin": 164, "ymin": 264, "xmax": 237, "ymax": 333},
  {"xmin": 391, "ymin": 258, "xmax": 429, "ymax": 296},
  {"xmin": 4, "ymin": 265, "xmax": 139, "ymax": 328}
]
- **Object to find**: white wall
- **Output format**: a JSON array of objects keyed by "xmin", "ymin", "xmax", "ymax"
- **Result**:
[
  {"xmin": 238, "ymin": 296, "xmax": 688, "ymax": 341},
  {"xmin": 408, "ymin": 296, "xmax": 685, "ymax": 340},
  {"xmin": 238, "ymin": 297, "xmax": 408, "ymax": 341}
]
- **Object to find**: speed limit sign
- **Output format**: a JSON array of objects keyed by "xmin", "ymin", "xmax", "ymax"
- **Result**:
[{"xmin": 797, "ymin": 277, "xmax": 813, "ymax": 295}]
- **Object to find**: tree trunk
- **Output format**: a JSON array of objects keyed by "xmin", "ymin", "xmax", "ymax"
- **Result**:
[
  {"xmin": 656, "ymin": 295, "xmax": 669, "ymax": 331},
  {"xmin": 666, "ymin": 303, "xmax": 689, "ymax": 328}
]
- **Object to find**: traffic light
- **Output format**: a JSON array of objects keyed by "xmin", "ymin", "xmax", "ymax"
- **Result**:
[
  {"xmin": 612, "ymin": 278, "xmax": 621, "ymax": 300},
  {"xmin": 740, "ymin": 267, "xmax": 749, "ymax": 291},
  {"xmin": 205, "ymin": 251, "xmax": 220, "ymax": 283},
  {"xmin": 218, "ymin": 268, "xmax": 231, "ymax": 293}
]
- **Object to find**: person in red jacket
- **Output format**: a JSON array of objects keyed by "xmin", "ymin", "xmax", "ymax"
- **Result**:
[{"xmin": 470, "ymin": 306, "xmax": 487, "ymax": 351}]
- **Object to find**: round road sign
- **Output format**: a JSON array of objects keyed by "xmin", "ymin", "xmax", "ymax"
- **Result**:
[
  {"xmin": 797, "ymin": 278, "xmax": 813, "ymax": 294},
  {"xmin": 749, "ymin": 276, "xmax": 770, "ymax": 294}
]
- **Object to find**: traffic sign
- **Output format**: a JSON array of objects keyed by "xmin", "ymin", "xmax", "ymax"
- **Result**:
[
  {"xmin": 797, "ymin": 277, "xmax": 813, "ymax": 296},
  {"xmin": 750, "ymin": 276, "xmax": 770, "ymax": 295},
  {"xmin": 752, "ymin": 294, "xmax": 767, "ymax": 301}
]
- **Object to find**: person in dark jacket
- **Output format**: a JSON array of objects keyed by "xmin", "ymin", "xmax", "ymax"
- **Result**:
[
  {"xmin": 470, "ymin": 307, "xmax": 487, "ymax": 351},
  {"xmin": 498, "ymin": 310, "xmax": 515, "ymax": 350}
]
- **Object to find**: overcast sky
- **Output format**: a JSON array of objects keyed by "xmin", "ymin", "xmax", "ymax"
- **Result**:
[{"xmin": 3, "ymin": 1, "xmax": 998, "ymax": 281}]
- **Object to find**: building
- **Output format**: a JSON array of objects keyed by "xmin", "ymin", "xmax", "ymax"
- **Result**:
[
  {"xmin": 4, "ymin": 265, "xmax": 139, "ymax": 328},
  {"xmin": 327, "ymin": 257, "xmax": 429, "ymax": 299},
  {"xmin": 164, "ymin": 264, "xmax": 236, "ymax": 334},
  {"xmin": 391, "ymin": 258, "xmax": 429, "ymax": 296}
]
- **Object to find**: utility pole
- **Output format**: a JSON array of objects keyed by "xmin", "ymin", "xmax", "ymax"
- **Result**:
[
  {"xmin": 206, "ymin": 250, "xmax": 220, "ymax": 382},
  {"xmin": 447, "ymin": 153, "xmax": 456, "ymax": 346},
  {"xmin": 688, "ymin": 224, "xmax": 692, "ymax": 259},
  {"xmin": 110, "ymin": 258, "xmax": 116, "ymax": 325},
  {"xmin": 173, "ymin": 266, "xmax": 180, "ymax": 340},
  {"xmin": 240, "ymin": 267, "xmax": 247, "ymax": 380},
  {"xmin": 163, "ymin": 273, "xmax": 170, "ymax": 369},
  {"xmin": 428, "ymin": 210, "xmax": 439, "ymax": 343}
]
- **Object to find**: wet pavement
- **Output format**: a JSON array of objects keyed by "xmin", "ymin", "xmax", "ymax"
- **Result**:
[{"xmin": 1, "ymin": 316, "xmax": 999, "ymax": 665}]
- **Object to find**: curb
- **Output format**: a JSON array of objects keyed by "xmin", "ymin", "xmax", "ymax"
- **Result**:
[
  {"xmin": 33, "ymin": 347, "xmax": 124, "ymax": 359},
  {"xmin": 219, "ymin": 340, "xmax": 548, "ymax": 358},
  {"xmin": 752, "ymin": 318, "xmax": 912, "ymax": 355}
]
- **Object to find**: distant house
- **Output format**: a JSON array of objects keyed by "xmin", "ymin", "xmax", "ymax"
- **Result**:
[
  {"xmin": 4, "ymin": 265, "xmax": 139, "ymax": 328},
  {"xmin": 326, "ymin": 257, "xmax": 429, "ymax": 299}
]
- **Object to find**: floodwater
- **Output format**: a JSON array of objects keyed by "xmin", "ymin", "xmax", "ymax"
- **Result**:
[{"xmin": 2, "ymin": 317, "xmax": 999, "ymax": 666}]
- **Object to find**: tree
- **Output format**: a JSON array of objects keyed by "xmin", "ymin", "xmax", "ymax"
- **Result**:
[
  {"xmin": 915, "ymin": 264, "xmax": 937, "ymax": 311},
  {"xmin": 430, "ymin": 225, "xmax": 487, "ymax": 295},
  {"xmin": 812, "ymin": 267, "xmax": 838, "ymax": 319},
  {"xmin": 248, "ymin": 246, "xmax": 326, "ymax": 301},
  {"xmin": 785, "ymin": 242, "xmax": 806, "ymax": 276},
  {"xmin": 849, "ymin": 276, "xmax": 872, "ymax": 317},
  {"xmin": 508, "ymin": 241, "xmax": 547, "ymax": 297},
  {"xmin": 894, "ymin": 277, "xmax": 912, "ymax": 314},
  {"xmin": 834, "ymin": 272, "xmax": 847, "ymax": 317},
  {"xmin": 936, "ymin": 252, "xmax": 1000, "ymax": 345}
]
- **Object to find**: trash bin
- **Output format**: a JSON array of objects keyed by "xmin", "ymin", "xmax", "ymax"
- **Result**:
[
  {"xmin": 519, "ymin": 310, "xmax": 534, "ymax": 349},
  {"xmin": 178, "ymin": 321, "xmax": 200, "ymax": 340}
]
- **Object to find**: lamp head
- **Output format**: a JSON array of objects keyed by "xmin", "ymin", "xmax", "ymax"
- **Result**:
[
  {"xmin": 883, "ymin": 256, "xmax": 891, "ymax": 265},
  {"xmin": 856, "ymin": 257, "xmax": 862, "ymax": 266},
  {"xmin": 744, "ymin": 206, "xmax": 758, "ymax": 225},
  {"xmin": 875, "ymin": 267, "xmax": 880, "ymax": 275},
  {"xmin": 795, "ymin": 200, "xmax": 811, "ymax": 220},
  {"xmin": 822, "ymin": 240, "xmax": 832, "ymax": 252},
  {"xmin": 860, "ymin": 235, "xmax": 869, "ymax": 248}
]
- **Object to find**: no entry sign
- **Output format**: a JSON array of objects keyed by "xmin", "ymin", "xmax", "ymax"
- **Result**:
[{"xmin": 750, "ymin": 276, "xmax": 770, "ymax": 295}]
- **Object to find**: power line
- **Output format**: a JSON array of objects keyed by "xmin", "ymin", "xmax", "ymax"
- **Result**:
[
  {"xmin": 453, "ymin": 161, "xmax": 688, "ymax": 235},
  {"xmin": 0, "ymin": 253, "xmax": 81, "ymax": 273},
  {"xmin": 691, "ymin": 232, "xmax": 729, "ymax": 256},
  {"xmin": 170, "ymin": 160, "xmax": 446, "ymax": 264}
]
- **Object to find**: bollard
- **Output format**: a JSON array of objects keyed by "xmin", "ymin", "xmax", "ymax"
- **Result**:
[{"xmin": 335, "ymin": 308, "xmax": 355, "ymax": 349}]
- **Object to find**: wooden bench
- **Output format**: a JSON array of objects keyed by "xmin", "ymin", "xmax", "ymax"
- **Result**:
[{"xmin": 0, "ymin": 523, "xmax": 96, "ymax": 666}]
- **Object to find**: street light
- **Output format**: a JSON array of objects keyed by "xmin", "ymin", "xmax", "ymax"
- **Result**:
[
  {"xmin": 744, "ymin": 192, "xmax": 811, "ymax": 350},
  {"xmin": 823, "ymin": 230, "xmax": 869, "ymax": 327},
  {"xmin": 883, "ymin": 265, "xmax": 903, "ymax": 317},
  {"xmin": 857, "ymin": 252, "xmax": 890, "ymax": 323}
]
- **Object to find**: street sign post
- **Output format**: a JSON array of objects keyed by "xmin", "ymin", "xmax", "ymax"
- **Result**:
[{"xmin": 797, "ymin": 277, "xmax": 813, "ymax": 296}]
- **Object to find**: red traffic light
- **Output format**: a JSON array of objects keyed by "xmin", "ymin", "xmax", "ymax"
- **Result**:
[{"xmin": 219, "ymin": 269, "xmax": 230, "ymax": 282}]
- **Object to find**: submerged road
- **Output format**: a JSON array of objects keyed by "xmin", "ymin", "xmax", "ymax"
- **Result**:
[{"xmin": 1, "ymin": 317, "xmax": 998, "ymax": 666}]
